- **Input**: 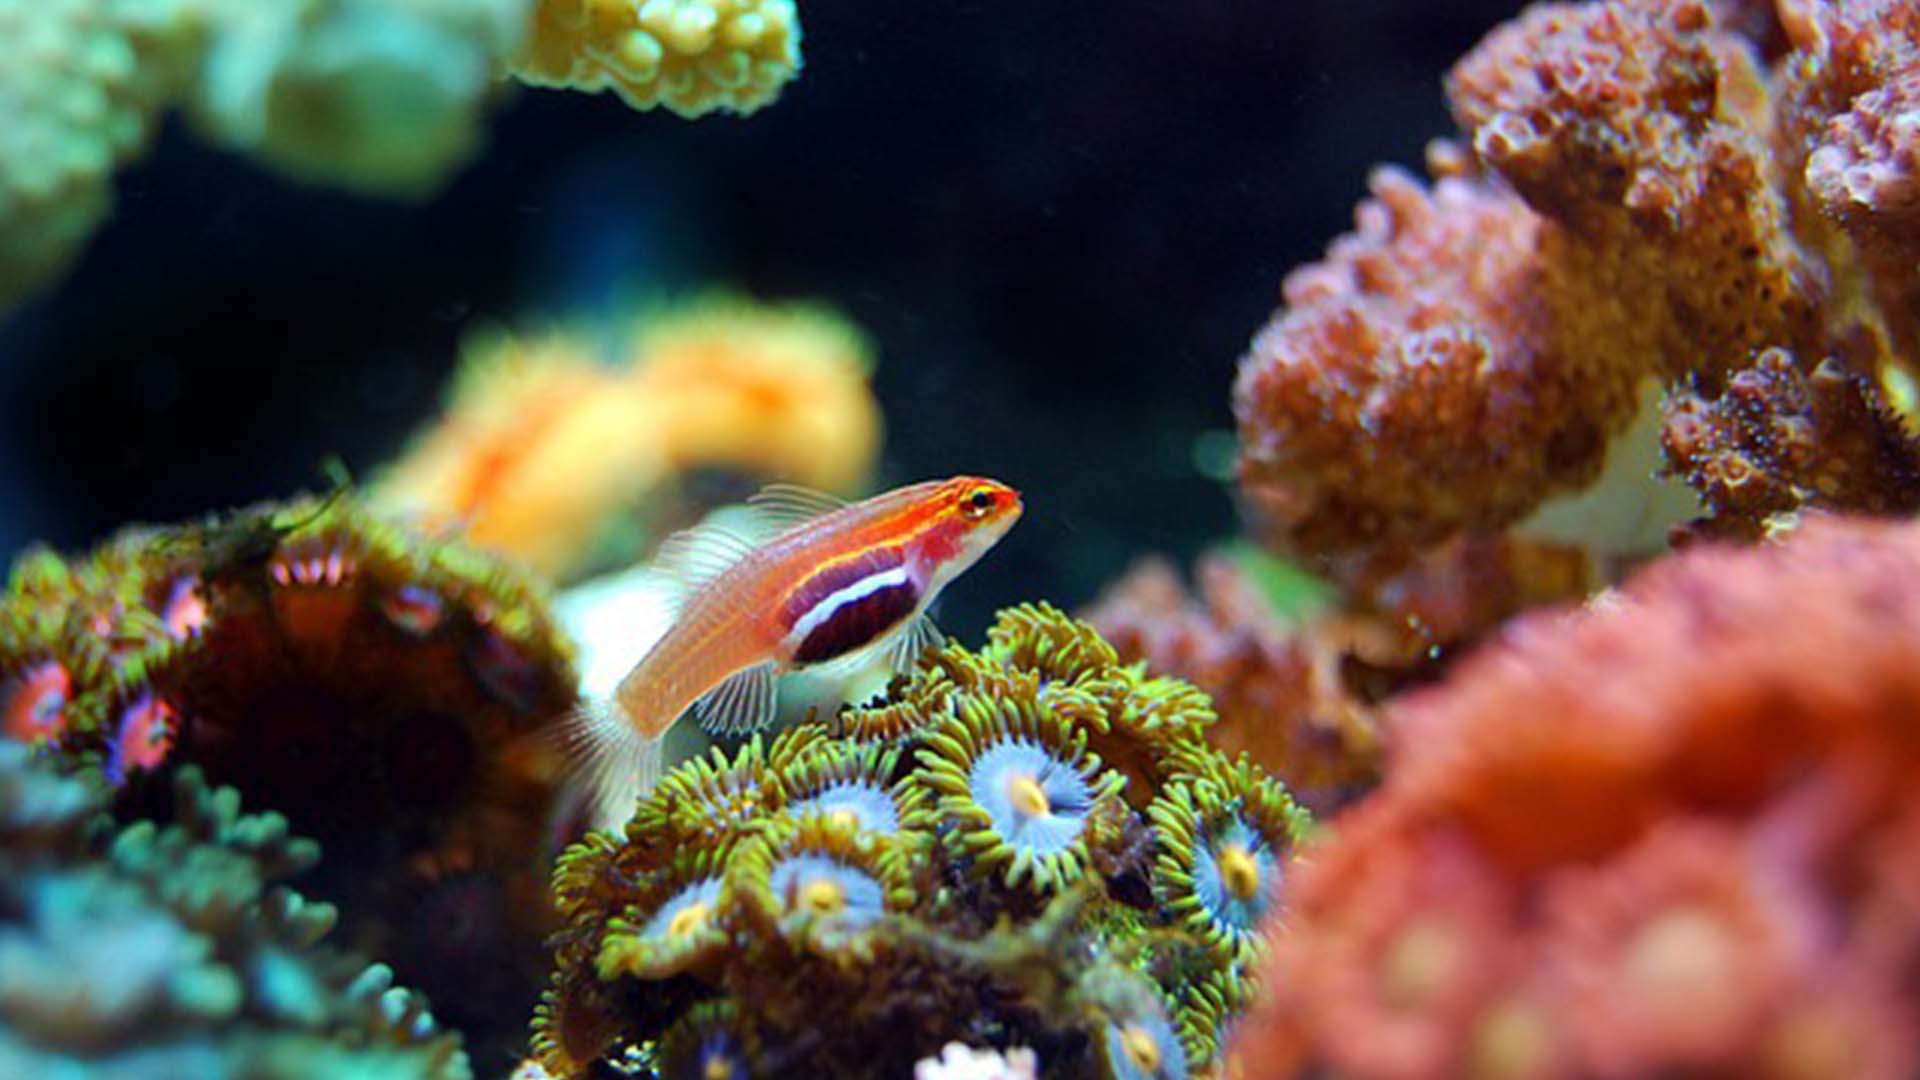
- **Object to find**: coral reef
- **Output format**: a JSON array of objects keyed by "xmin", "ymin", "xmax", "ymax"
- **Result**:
[
  {"xmin": 1229, "ymin": 515, "xmax": 1920, "ymax": 1078},
  {"xmin": 0, "ymin": 0, "xmax": 809, "ymax": 311},
  {"xmin": 512, "ymin": 0, "xmax": 802, "ymax": 118},
  {"xmin": 1234, "ymin": 0, "xmax": 1920, "ymax": 562},
  {"xmin": 534, "ymin": 604, "xmax": 1310, "ymax": 1078},
  {"xmin": 0, "ymin": 741, "xmax": 470, "ymax": 1078},
  {"xmin": 1084, "ymin": 540, "xmax": 1594, "ymax": 812},
  {"xmin": 0, "ymin": 0, "xmax": 531, "ymax": 310},
  {"xmin": 0, "ymin": 493, "xmax": 579, "ymax": 1066},
  {"xmin": 373, "ymin": 293, "xmax": 881, "ymax": 581}
]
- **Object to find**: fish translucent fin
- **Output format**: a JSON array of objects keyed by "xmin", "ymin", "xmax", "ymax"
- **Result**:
[
  {"xmin": 745, "ymin": 483, "xmax": 850, "ymax": 531},
  {"xmin": 551, "ymin": 698, "xmax": 666, "ymax": 831},
  {"xmin": 886, "ymin": 615, "xmax": 945, "ymax": 674},
  {"xmin": 653, "ymin": 521, "xmax": 759, "ymax": 600},
  {"xmin": 695, "ymin": 661, "xmax": 780, "ymax": 737}
]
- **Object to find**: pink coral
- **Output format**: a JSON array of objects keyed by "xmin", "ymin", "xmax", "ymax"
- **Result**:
[{"xmin": 1229, "ymin": 516, "xmax": 1920, "ymax": 1078}]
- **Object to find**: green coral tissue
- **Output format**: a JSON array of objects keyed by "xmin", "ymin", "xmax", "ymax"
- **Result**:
[{"xmin": 536, "ymin": 603, "xmax": 1310, "ymax": 1079}]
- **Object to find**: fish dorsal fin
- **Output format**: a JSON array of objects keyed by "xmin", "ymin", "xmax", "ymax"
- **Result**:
[
  {"xmin": 886, "ymin": 614, "xmax": 945, "ymax": 674},
  {"xmin": 653, "ymin": 519, "xmax": 760, "ymax": 600},
  {"xmin": 695, "ymin": 661, "xmax": 780, "ymax": 736},
  {"xmin": 745, "ymin": 483, "xmax": 850, "ymax": 532}
]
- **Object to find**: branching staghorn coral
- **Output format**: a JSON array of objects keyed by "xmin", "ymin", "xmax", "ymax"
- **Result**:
[
  {"xmin": 0, "ymin": 493, "xmax": 579, "ymax": 1062},
  {"xmin": 373, "ymin": 293, "xmax": 881, "ymax": 580},
  {"xmin": 1235, "ymin": 0, "xmax": 1920, "ymax": 562},
  {"xmin": 1229, "ymin": 516, "xmax": 1920, "ymax": 1078},
  {"xmin": 535, "ymin": 604, "xmax": 1310, "ymax": 1078},
  {"xmin": 512, "ymin": 0, "xmax": 802, "ymax": 118},
  {"xmin": 0, "ymin": 743, "xmax": 470, "ymax": 1078}
]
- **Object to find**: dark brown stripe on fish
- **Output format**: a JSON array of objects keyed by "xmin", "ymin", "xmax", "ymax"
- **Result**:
[{"xmin": 786, "ymin": 558, "xmax": 921, "ymax": 666}]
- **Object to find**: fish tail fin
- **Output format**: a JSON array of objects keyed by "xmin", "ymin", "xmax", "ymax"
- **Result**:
[{"xmin": 550, "ymin": 697, "xmax": 666, "ymax": 833}]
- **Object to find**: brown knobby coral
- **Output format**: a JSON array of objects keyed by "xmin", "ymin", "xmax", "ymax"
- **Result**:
[
  {"xmin": 1663, "ymin": 345, "xmax": 1920, "ymax": 539},
  {"xmin": 1235, "ymin": 0, "xmax": 1920, "ymax": 561},
  {"xmin": 1230, "ymin": 515, "xmax": 1920, "ymax": 1079}
]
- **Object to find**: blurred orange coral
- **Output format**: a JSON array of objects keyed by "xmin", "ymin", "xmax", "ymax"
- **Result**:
[
  {"xmin": 1230, "ymin": 515, "xmax": 1920, "ymax": 1079},
  {"xmin": 1235, "ymin": 0, "xmax": 1920, "ymax": 561},
  {"xmin": 374, "ymin": 294, "xmax": 880, "ymax": 580}
]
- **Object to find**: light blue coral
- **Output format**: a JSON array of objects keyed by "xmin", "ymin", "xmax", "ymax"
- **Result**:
[{"xmin": 0, "ymin": 743, "xmax": 471, "ymax": 1079}]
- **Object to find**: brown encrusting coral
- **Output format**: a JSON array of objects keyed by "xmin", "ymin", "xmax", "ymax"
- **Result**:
[
  {"xmin": 0, "ymin": 494, "xmax": 580, "ymax": 1065},
  {"xmin": 1229, "ymin": 515, "xmax": 1920, "ymax": 1079},
  {"xmin": 1235, "ymin": 0, "xmax": 1920, "ymax": 561}
]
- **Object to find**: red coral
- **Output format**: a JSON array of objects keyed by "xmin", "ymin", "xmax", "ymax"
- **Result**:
[{"xmin": 1230, "ymin": 516, "xmax": 1920, "ymax": 1078}]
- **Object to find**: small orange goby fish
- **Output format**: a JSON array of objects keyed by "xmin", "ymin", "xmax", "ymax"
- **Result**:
[{"xmin": 566, "ymin": 476, "xmax": 1022, "ymax": 823}]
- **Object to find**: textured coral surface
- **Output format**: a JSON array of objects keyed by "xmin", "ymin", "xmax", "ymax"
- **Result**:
[
  {"xmin": 0, "ymin": 495, "xmax": 579, "ymax": 1065},
  {"xmin": 1230, "ymin": 516, "xmax": 1920, "ymax": 1079},
  {"xmin": 0, "ymin": 743, "xmax": 470, "ymax": 1078},
  {"xmin": 512, "ymin": 0, "xmax": 802, "ymax": 117},
  {"xmin": 537, "ymin": 605, "xmax": 1307, "ymax": 1078},
  {"xmin": 1084, "ymin": 541, "xmax": 1595, "ymax": 814},
  {"xmin": 1235, "ymin": 0, "xmax": 1920, "ymax": 560}
]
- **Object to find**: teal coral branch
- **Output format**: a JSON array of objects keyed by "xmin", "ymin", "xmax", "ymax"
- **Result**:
[{"xmin": 0, "ymin": 743, "xmax": 471, "ymax": 1079}]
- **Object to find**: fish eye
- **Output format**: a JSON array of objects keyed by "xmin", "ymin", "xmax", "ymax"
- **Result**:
[{"xmin": 963, "ymin": 487, "xmax": 996, "ymax": 518}]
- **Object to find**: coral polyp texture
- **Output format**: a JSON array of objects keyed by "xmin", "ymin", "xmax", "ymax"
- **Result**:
[
  {"xmin": 1234, "ymin": 0, "xmax": 1920, "ymax": 561},
  {"xmin": 1084, "ymin": 540, "xmax": 1595, "ymax": 813},
  {"xmin": 512, "ymin": 0, "xmax": 802, "ymax": 118},
  {"xmin": 373, "ymin": 293, "xmax": 881, "ymax": 580},
  {"xmin": 1228, "ymin": 516, "xmax": 1920, "ymax": 1079},
  {"xmin": 535, "ymin": 604, "xmax": 1309, "ymax": 1079},
  {"xmin": 0, "ymin": 493, "xmax": 580, "ymax": 1063},
  {"xmin": 0, "ymin": 743, "xmax": 470, "ymax": 1078}
]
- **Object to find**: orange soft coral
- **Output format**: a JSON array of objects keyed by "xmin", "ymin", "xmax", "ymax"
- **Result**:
[
  {"xmin": 374, "ymin": 294, "xmax": 880, "ymax": 580},
  {"xmin": 1236, "ymin": 0, "xmax": 1920, "ymax": 560},
  {"xmin": 1230, "ymin": 516, "xmax": 1920, "ymax": 1079}
]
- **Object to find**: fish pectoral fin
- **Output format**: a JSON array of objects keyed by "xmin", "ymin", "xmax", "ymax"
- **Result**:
[
  {"xmin": 744, "ymin": 483, "xmax": 849, "ymax": 531},
  {"xmin": 695, "ymin": 661, "xmax": 780, "ymax": 737},
  {"xmin": 654, "ymin": 521, "xmax": 761, "ymax": 599},
  {"xmin": 885, "ymin": 615, "xmax": 945, "ymax": 674}
]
